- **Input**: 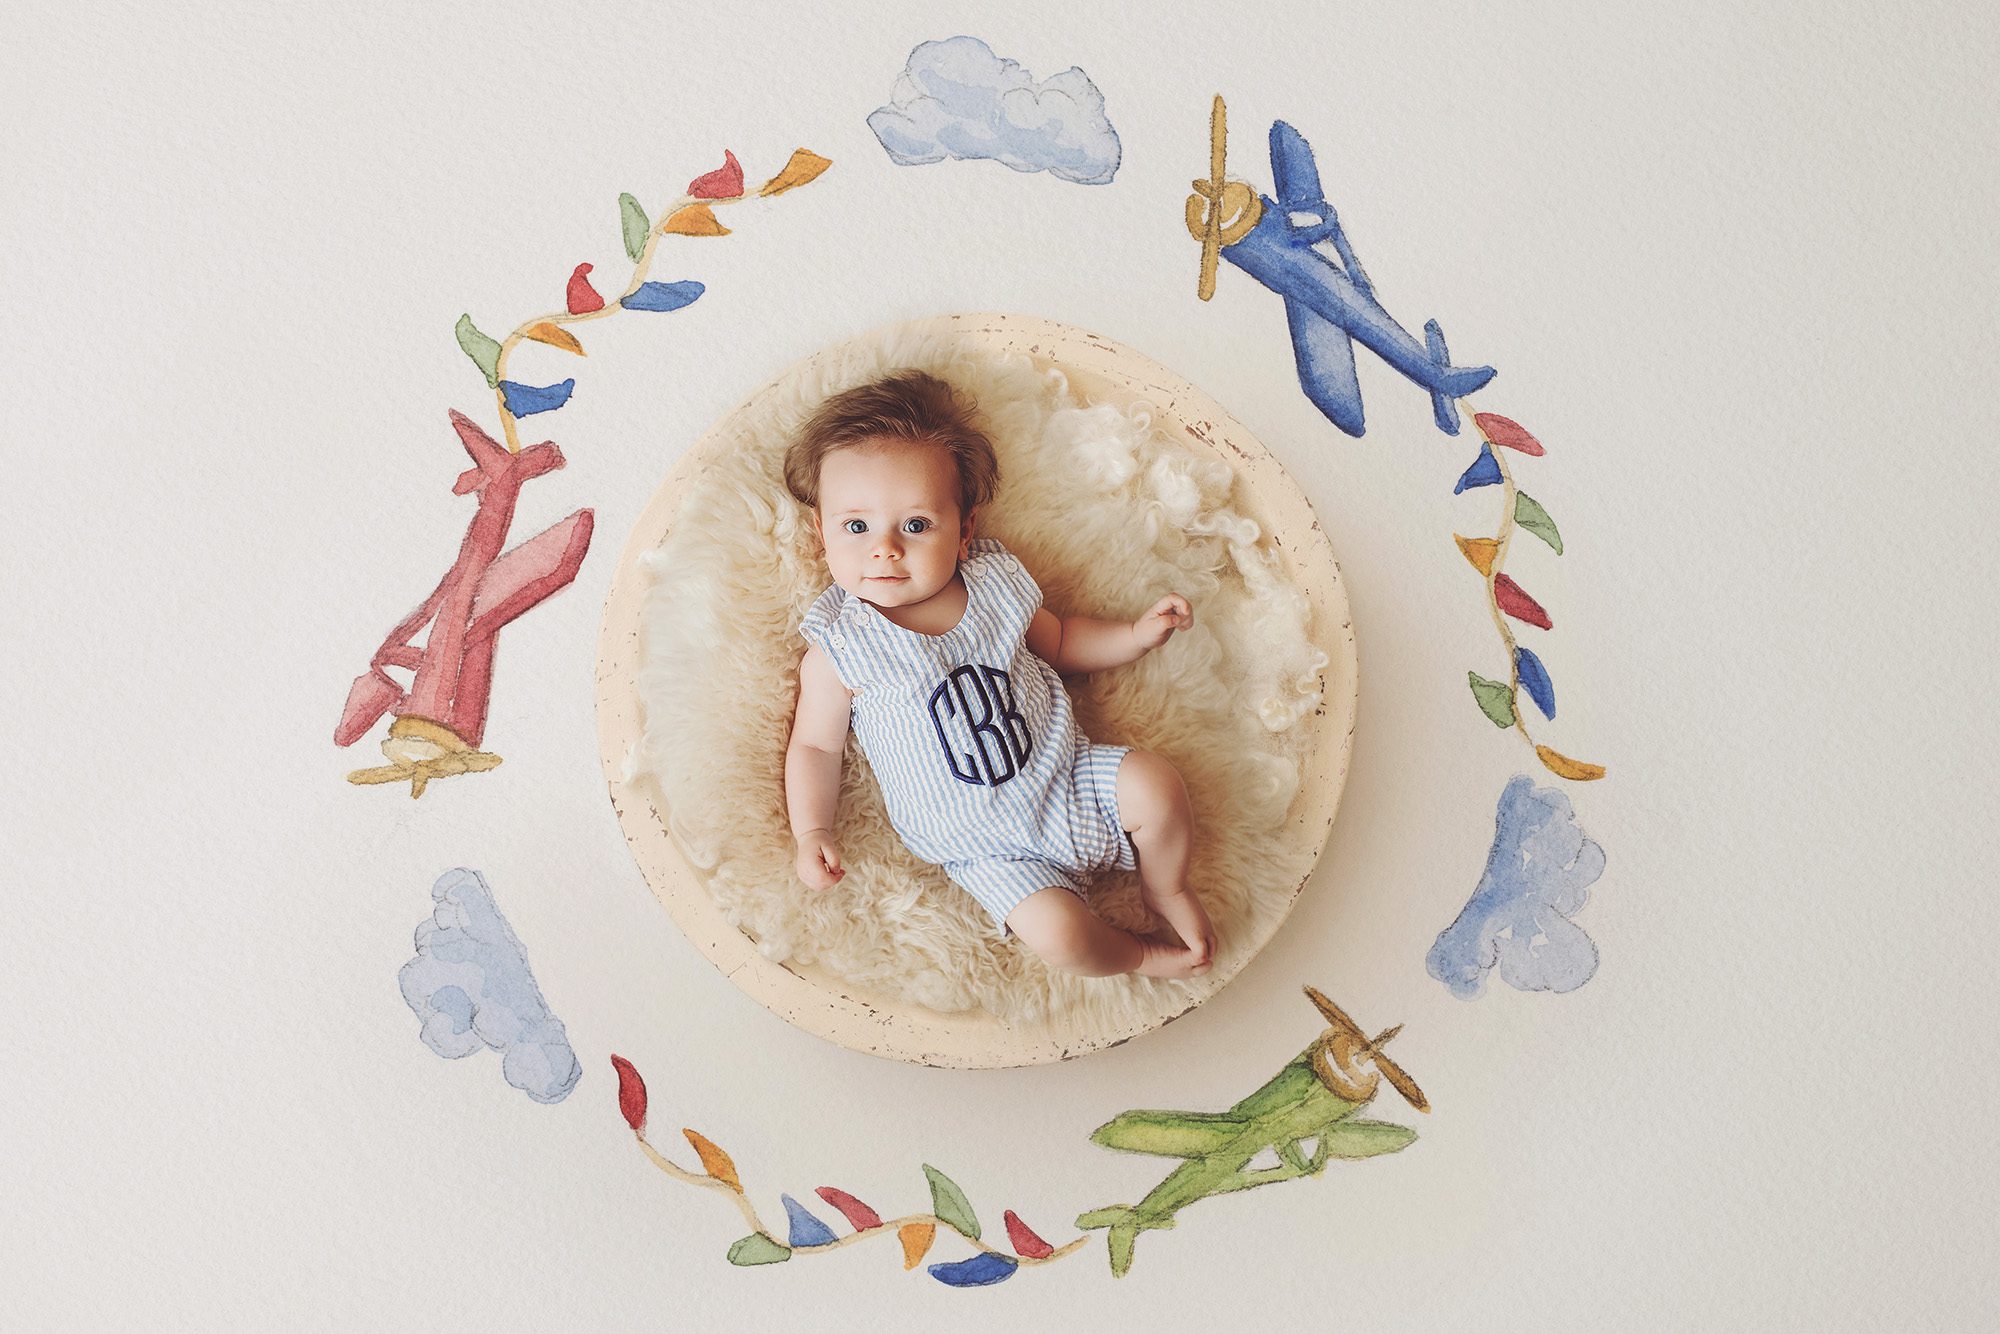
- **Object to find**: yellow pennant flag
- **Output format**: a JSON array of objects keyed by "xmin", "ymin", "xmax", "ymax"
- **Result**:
[
  {"xmin": 1536, "ymin": 744, "xmax": 1606, "ymax": 781},
  {"xmin": 523, "ymin": 322, "xmax": 586, "ymax": 356},
  {"xmin": 661, "ymin": 203, "xmax": 730, "ymax": 237},
  {"xmin": 898, "ymin": 1222, "xmax": 935, "ymax": 1269},
  {"xmin": 759, "ymin": 148, "xmax": 832, "ymax": 196},
  {"xmin": 681, "ymin": 1128, "xmax": 743, "ymax": 1192},
  {"xmin": 1454, "ymin": 534, "xmax": 1499, "ymax": 576}
]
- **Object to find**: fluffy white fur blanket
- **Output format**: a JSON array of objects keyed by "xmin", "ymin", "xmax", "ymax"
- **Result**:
[{"xmin": 634, "ymin": 327, "xmax": 1327, "ymax": 1027}]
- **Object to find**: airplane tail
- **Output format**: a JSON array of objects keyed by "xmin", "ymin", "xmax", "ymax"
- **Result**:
[
  {"xmin": 1424, "ymin": 319, "xmax": 1497, "ymax": 435},
  {"xmin": 1076, "ymin": 1205, "xmax": 1175, "ymax": 1278}
]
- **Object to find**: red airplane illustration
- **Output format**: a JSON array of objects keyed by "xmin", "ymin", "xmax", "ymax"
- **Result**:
[{"xmin": 336, "ymin": 409, "xmax": 594, "ymax": 796}]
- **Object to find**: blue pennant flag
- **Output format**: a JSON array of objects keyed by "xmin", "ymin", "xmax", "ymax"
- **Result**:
[
  {"xmin": 621, "ymin": 280, "xmax": 705, "ymax": 312},
  {"xmin": 499, "ymin": 379, "xmax": 575, "ymax": 417}
]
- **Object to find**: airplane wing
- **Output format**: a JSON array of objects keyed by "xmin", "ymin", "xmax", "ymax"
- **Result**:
[
  {"xmin": 1319, "ymin": 1119, "xmax": 1418, "ymax": 1159},
  {"xmin": 1285, "ymin": 295, "xmax": 1367, "ymax": 436},
  {"xmin": 468, "ymin": 509, "xmax": 594, "ymax": 636},
  {"xmin": 1091, "ymin": 1110, "xmax": 1250, "ymax": 1159}
]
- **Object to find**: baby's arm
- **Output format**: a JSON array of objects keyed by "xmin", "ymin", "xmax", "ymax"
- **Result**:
[
  {"xmin": 1025, "ymin": 594, "xmax": 1193, "ymax": 675},
  {"xmin": 786, "ymin": 644, "xmax": 853, "ymax": 890}
]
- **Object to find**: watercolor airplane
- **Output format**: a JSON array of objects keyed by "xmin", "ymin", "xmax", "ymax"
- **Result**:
[
  {"xmin": 1187, "ymin": 96, "xmax": 1496, "ymax": 436},
  {"xmin": 1076, "ymin": 986, "xmax": 1427, "ymax": 1276},
  {"xmin": 335, "ymin": 410, "xmax": 593, "ymax": 797}
]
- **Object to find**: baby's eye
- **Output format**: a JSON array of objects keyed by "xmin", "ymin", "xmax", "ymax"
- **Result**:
[
  {"xmin": 902, "ymin": 518, "xmax": 932, "ymax": 535},
  {"xmin": 842, "ymin": 519, "xmax": 867, "ymax": 534}
]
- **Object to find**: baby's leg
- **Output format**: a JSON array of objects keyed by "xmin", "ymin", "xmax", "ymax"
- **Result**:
[
  {"xmin": 1115, "ymin": 750, "xmax": 1216, "ymax": 971},
  {"xmin": 1006, "ymin": 888, "xmax": 1207, "ymax": 979}
]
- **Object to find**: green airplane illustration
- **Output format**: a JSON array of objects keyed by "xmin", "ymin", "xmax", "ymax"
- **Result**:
[{"xmin": 1076, "ymin": 987, "xmax": 1429, "ymax": 1276}]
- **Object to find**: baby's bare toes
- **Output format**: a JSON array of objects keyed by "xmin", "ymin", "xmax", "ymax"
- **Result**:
[{"xmin": 1135, "ymin": 939, "xmax": 1204, "ymax": 979}]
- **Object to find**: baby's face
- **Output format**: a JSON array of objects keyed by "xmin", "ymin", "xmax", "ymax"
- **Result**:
[{"xmin": 814, "ymin": 440, "xmax": 973, "ymax": 610}]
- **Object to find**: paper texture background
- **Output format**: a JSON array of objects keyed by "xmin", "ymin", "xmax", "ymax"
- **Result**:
[{"xmin": 4, "ymin": 1, "xmax": 1994, "ymax": 1327}]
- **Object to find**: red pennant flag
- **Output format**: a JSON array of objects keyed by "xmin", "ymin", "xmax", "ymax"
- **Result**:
[
  {"xmin": 814, "ymin": 1186, "xmax": 883, "ymax": 1231},
  {"xmin": 688, "ymin": 149, "xmax": 745, "ymax": 199},
  {"xmin": 609, "ymin": 1055, "xmax": 647, "ymax": 1134},
  {"xmin": 1493, "ymin": 574, "xmax": 1553, "ymax": 629},
  {"xmin": 1474, "ymin": 412, "xmax": 1546, "ymax": 455},
  {"xmin": 566, "ymin": 263, "xmax": 605, "ymax": 314},
  {"xmin": 1003, "ymin": 1209, "xmax": 1054, "ymax": 1259}
]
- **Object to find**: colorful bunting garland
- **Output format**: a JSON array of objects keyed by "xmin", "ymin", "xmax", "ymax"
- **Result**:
[
  {"xmin": 341, "ymin": 147, "xmax": 831, "ymax": 796},
  {"xmin": 611, "ymin": 987, "xmax": 1423, "ymax": 1287},
  {"xmin": 1452, "ymin": 412, "xmax": 1606, "ymax": 781},
  {"xmin": 450, "ymin": 146, "xmax": 830, "ymax": 456},
  {"xmin": 609, "ymin": 1054, "xmax": 1085, "ymax": 1286}
]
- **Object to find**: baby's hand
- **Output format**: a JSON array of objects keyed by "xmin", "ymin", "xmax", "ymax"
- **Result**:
[
  {"xmin": 1132, "ymin": 593, "xmax": 1193, "ymax": 651},
  {"xmin": 794, "ymin": 828, "xmax": 845, "ymax": 891}
]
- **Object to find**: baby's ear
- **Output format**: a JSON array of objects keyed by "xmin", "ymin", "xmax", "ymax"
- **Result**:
[{"xmin": 960, "ymin": 506, "xmax": 978, "ymax": 553}]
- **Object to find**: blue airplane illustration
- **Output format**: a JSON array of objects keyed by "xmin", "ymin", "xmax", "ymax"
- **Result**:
[{"xmin": 1188, "ymin": 97, "xmax": 1496, "ymax": 436}]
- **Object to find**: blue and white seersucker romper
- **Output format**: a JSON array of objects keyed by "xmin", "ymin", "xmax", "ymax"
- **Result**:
[{"xmin": 798, "ymin": 538, "xmax": 1137, "ymax": 928}]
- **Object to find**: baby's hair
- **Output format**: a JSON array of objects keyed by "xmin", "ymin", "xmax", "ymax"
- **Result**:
[{"xmin": 784, "ymin": 368, "xmax": 1000, "ymax": 516}]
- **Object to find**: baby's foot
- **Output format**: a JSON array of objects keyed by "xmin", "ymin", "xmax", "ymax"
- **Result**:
[
  {"xmin": 1135, "ymin": 933, "xmax": 1211, "ymax": 979},
  {"xmin": 1144, "ymin": 885, "xmax": 1216, "ymax": 972}
]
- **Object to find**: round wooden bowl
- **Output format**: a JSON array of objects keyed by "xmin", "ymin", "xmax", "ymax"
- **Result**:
[{"xmin": 596, "ymin": 312, "xmax": 1357, "ymax": 1068}]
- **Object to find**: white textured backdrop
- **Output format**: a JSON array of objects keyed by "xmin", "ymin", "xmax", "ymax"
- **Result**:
[{"xmin": 4, "ymin": 1, "xmax": 1995, "ymax": 1328}]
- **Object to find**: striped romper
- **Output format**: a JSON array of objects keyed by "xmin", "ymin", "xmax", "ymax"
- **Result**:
[{"xmin": 798, "ymin": 538, "xmax": 1137, "ymax": 928}]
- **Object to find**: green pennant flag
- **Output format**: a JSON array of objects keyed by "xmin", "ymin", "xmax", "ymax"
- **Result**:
[
  {"xmin": 725, "ymin": 1233, "xmax": 791, "ymax": 1266},
  {"xmin": 1514, "ymin": 492, "xmax": 1564, "ymax": 554},
  {"xmin": 454, "ymin": 315, "xmax": 501, "ymax": 388},
  {"xmin": 1468, "ymin": 672, "xmax": 1517, "ymax": 728},
  {"xmin": 619, "ymin": 192, "xmax": 650, "ymax": 263},
  {"xmin": 922, "ymin": 1164, "xmax": 981, "ymax": 1240}
]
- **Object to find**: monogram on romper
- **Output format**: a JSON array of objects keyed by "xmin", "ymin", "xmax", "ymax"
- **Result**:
[{"xmin": 927, "ymin": 663, "xmax": 1031, "ymax": 786}]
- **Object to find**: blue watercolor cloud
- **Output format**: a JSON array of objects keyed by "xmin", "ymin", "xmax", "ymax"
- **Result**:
[
  {"xmin": 1427, "ymin": 776, "xmax": 1607, "ymax": 998},
  {"xmin": 867, "ymin": 35, "xmax": 1121, "ymax": 185},
  {"xmin": 399, "ymin": 868, "xmax": 581, "ymax": 1103}
]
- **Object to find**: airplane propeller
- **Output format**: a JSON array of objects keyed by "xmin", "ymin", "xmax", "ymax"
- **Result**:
[
  {"xmin": 347, "ymin": 716, "xmax": 502, "ymax": 798},
  {"xmin": 1185, "ymin": 94, "xmax": 1262, "ymax": 301},
  {"xmin": 1303, "ymin": 985, "xmax": 1430, "ymax": 1113}
]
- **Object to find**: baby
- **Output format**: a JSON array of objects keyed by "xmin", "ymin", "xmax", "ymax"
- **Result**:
[{"xmin": 783, "ymin": 369, "xmax": 1218, "ymax": 979}]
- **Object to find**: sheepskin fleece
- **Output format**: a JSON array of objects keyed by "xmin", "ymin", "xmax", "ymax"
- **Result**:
[{"xmin": 634, "ymin": 327, "xmax": 1328, "ymax": 1027}]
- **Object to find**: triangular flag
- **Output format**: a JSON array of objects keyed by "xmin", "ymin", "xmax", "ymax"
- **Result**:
[
  {"xmin": 1003, "ymin": 1210, "xmax": 1055, "ymax": 1259},
  {"xmin": 927, "ymin": 1253, "xmax": 1018, "ymax": 1287},
  {"xmin": 814, "ymin": 1187, "xmax": 882, "ymax": 1231},
  {"xmin": 499, "ymin": 379, "xmax": 574, "ymax": 417},
  {"xmin": 898, "ymin": 1222, "xmax": 935, "ymax": 1269},
  {"xmin": 454, "ymin": 315, "xmax": 501, "ymax": 388},
  {"xmin": 1475, "ymin": 412, "xmax": 1545, "ymax": 455},
  {"xmin": 726, "ymin": 1233, "xmax": 791, "ymax": 1266},
  {"xmin": 688, "ymin": 149, "xmax": 745, "ymax": 199},
  {"xmin": 1453, "ymin": 444, "xmax": 1503, "ymax": 493},
  {"xmin": 1536, "ymin": 744, "xmax": 1606, "ymax": 781},
  {"xmin": 781, "ymin": 1194, "xmax": 838, "ymax": 1248},
  {"xmin": 621, "ymin": 280, "xmax": 704, "ymax": 312},
  {"xmin": 618, "ymin": 193, "xmax": 650, "ymax": 262},
  {"xmin": 681, "ymin": 1128, "xmax": 742, "ymax": 1192},
  {"xmin": 1454, "ymin": 534, "xmax": 1498, "ymax": 576},
  {"xmin": 1514, "ymin": 645, "xmax": 1556, "ymax": 719},
  {"xmin": 1468, "ymin": 672, "xmax": 1516, "ymax": 727},
  {"xmin": 660, "ymin": 203, "xmax": 730, "ymax": 237},
  {"xmin": 524, "ymin": 322, "xmax": 585, "ymax": 355},
  {"xmin": 922, "ymin": 1164, "xmax": 980, "ymax": 1240},
  {"xmin": 566, "ymin": 263, "xmax": 605, "ymax": 314},
  {"xmin": 759, "ymin": 147, "xmax": 832, "ymax": 196},
  {"xmin": 1493, "ymin": 574, "xmax": 1552, "ymax": 629},
  {"xmin": 1514, "ymin": 492, "xmax": 1564, "ymax": 554}
]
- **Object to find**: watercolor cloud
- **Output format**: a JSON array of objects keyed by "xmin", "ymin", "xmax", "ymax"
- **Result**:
[
  {"xmin": 1428, "ymin": 776, "xmax": 1607, "ymax": 998},
  {"xmin": 399, "ymin": 868, "xmax": 581, "ymax": 1103},
  {"xmin": 868, "ymin": 35, "xmax": 1121, "ymax": 184}
]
